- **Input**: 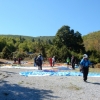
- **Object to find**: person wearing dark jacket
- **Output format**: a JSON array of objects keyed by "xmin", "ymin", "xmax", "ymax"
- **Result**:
[
  {"xmin": 71, "ymin": 56, "xmax": 76, "ymax": 70},
  {"xmin": 36, "ymin": 54, "xmax": 43, "ymax": 70},
  {"xmin": 80, "ymin": 54, "xmax": 91, "ymax": 82}
]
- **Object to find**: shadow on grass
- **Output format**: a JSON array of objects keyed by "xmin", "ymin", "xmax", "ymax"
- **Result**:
[{"xmin": 0, "ymin": 80, "xmax": 59, "ymax": 100}]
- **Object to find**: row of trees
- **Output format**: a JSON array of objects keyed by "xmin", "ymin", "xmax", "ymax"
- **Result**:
[{"xmin": 0, "ymin": 25, "xmax": 100, "ymax": 64}]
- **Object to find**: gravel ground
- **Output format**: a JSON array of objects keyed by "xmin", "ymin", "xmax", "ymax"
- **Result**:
[{"xmin": 0, "ymin": 68, "xmax": 100, "ymax": 100}]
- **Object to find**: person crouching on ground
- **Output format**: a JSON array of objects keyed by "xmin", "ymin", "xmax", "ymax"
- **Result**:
[{"xmin": 80, "ymin": 54, "xmax": 91, "ymax": 82}]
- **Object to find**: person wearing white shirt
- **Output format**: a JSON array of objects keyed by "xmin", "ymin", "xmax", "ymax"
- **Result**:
[{"xmin": 52, "ymin": 56, "xmax": 55, "ymax": 67}]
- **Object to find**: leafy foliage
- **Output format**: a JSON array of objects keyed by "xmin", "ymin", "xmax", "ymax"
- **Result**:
[
  {"xmin": 0, "ymin": 26, "xmax": 100, "ymax": 63},
  {"xmin": 53, "ymin": 25, "xmax": 85, "ymax": 53}
]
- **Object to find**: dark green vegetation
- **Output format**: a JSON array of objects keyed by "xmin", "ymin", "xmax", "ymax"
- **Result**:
[{"xmin": 0, "ymin": 25, "xmax": 100, "ymax": 64}]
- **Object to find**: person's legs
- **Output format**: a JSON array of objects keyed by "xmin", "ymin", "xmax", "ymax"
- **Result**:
[
  {"xmin": 34, "ymin": 62, "xmax": 36, "ymax": 66},
  {"xmin": 73, "ymin": 64, "xmax": 75, "ymax": 69},
  {"xmin": 38, "ymin": 66, "xmax": 41, "ymax": 70},
  {"xmin": 38, "ymin": 65, "xmax": 42, "ymax": 70},
  {"xmin": 85, "ymin": 67, "xmax": 89, "ymax": 81},
  {"xmin": 72, "ymin": 63, "xmax": 75, "ymax": 69},
  {"xmin": 40, "ymin": 65, "xmax": 42, "ymax": 70},
  {"xmin": 50, "ymin": 61, "xmax": 52, "ymax": 67},
  {"xmin": 83, "ymin": 67, "xmax": 89, "ymax": 81},
  {"xmin": 52, "ymin": 62, "xmax": 54, "ymax": 67},
  {"xmin": 82, "ymin": 67, "xmax": 85, "ymax": 81},
  {"xmin": 67, "ymin": 62, "xmax": 69, "ymax": 65}
]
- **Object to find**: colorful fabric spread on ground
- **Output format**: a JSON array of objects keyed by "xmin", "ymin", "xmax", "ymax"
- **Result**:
[{"xmin": 19, "ymin": 70, "xmax": 100, "ymax": 77}]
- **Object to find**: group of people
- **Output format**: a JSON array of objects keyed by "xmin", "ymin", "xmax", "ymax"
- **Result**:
[
  {"xmin": 13, "ymin": 57, "xmax": 22, "ymax": 64},
  {"xmin": 48, "ymin": 56, "xmax": 55, "ymax": 67},
  {"xmin": 34, "ymin": 55, "xmax": 55, "ymax": 70},
  {"xmin": 66, "ymin": 56, "xmax": 76, "ymax": 70},
  {"xmin": 33, "ymin": 53, "xmax": 91, "ymax": 82},
  {"xmin": 67, "ymin": 54, "xmax": 91, "ymax": 82}
]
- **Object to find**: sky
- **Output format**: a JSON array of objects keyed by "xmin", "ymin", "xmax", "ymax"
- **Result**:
[{"xmin": 0, "ymin": 0, "xmax": 100, "ymax": 37}]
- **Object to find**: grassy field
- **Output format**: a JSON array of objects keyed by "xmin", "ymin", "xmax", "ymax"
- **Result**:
[{"xmin": 75, "ymin": 67, "xmax": 100, "ymax": 73}]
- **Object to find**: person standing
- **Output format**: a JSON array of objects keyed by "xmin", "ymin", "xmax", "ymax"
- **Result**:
[
  {"xmin": 36, "ymin": 54, "xmax": 43, "ymax": 70},
  {"xmin": 52, "ymin": 56, "xmax": 55, "ymax": 67},
  {"xmin": 66, "ymin": 57, "xmax": 70, "ymax": 65},
  {"xmin": 71, "ymin": 56, "xmax": 76, "ymax": 69},
  {"xmin": 14, "ymin": 57, "xmax": 17, "ymax": 64},
  {"xmin": 49, "ymin": 57, "xmax": 52, "ymax": 67},
  {"xmin": 33, "ymin": 56, "xmax": 37, "ymax": 67},
  {"xmin": 80, "ymin": 54, "xmax": 91, "ymax": 82},
  {"xmin": 18, "ymin": 57, "xmax": 21, "ymax": 64}
]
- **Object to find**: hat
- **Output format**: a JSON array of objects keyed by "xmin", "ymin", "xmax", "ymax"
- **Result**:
[
  {"xmin": 83, "ymin": 54, "xmax": 88, "ymax": 58},
  {"xmin": 39, "ymin": 53, "xmax": 41, "ymax": 55}
]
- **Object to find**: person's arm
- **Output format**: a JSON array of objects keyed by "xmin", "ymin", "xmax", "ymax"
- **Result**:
[
  {"xmin": 80, "ymin": 59, "xmax": 84, "ymax": 66},
  {"xmin": 88, "ymin": 60, "xmax": 92, "ymax": 66}
]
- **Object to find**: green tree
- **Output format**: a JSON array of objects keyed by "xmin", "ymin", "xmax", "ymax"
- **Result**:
[
  {"xmin": 18, "ymin": 43, "xmax": 29, "ymax": 52},
  {"xmin": 2, "ymin": 46, "xmax": 12, "ymax": 59},
  {"xmin": 53, "ymin": 25, "xmax": 70, "ymax": 48},
  {"xmin": 73, "ymin": 31, "xmax": 85, "ymax": 52},
  {"xmin": 0, "ymin": 38, "xmax": 6, "ymax": 52},
  {"xmin": 53, "ymin": 25, "xmax": 85, "ymax": 53}
]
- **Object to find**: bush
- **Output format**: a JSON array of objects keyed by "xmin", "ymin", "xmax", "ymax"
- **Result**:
[{"xmin": 95, "ymin": 63, "xmax": 100, "ymax": 68}]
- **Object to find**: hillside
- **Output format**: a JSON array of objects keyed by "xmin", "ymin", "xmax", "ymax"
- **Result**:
[
  {"xmin": 0, "ymin": 35, "xmax": 55, "ymax": 41},
  {"xmin": 83, "ymin": 31, "xmax": 100, "ymax": 51},
  {"xmin": 1, "ymin": 32, "xmax": 100, "ymax": 52}
]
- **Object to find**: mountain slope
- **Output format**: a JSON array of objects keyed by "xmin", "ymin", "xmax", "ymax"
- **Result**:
[
  {"xmin": 83, "ymin": 31, "xmax": 100, "ymax": 51},
  {"xmin": 0, "ymin": 35, "xmax": 55, "ymax": 41}
]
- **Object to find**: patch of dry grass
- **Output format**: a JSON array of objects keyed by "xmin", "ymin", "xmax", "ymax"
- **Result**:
[
  {"xmin": 75, "ymin": 67, "xmax": 100, "ymax": 73},
  {"xmin": 67, "ymin": 83, "xmax": 82, "ymax": 90}
]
